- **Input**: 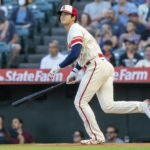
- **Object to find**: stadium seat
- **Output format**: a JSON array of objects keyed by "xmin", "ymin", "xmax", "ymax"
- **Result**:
[
  {"xmin": 18, "ymin": 63, "xmax": 40, "ymax": 68},
  {"xmin": 3, "ymin": 0, "xmax": 17, "ymax": 5},
  {"xmin": 51, "ymin": 27, "xmax": 66, "ymax": 36},
  {"xmin": 136, "ymin": 50, "xmax": 145, "ymax": 58},
  {"xmin": 5, "ymin": 3, "xmax": 18, "ymax": 19},
  {"xmin": 15, "ymin": 26, "xmax": 30, "ymax": 61},
  {"xmin": 34, "ymin": 0, "xmax": 60, "ymax": 13},
  {"xmin": 113, "ymin": 48, "xmax": 126, "ymax": 66},
  {"xmin": 44, "ymin": 36, "xmax": 66, "ymax": 45},
  {"xmin": 30, "ymin": 9, "xmax": 45, "ymax": 34},
  {"xmin": 29, "ymin": 1, "xmax": 53, "ymax": 23}
]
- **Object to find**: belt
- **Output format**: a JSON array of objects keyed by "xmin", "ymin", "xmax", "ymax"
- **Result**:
[{"xmin": 86, "ymin": 54, "xmax": 104, "ymax": 66}]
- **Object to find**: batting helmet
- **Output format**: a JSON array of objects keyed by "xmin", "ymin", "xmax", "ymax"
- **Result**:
[{"xmin": 57, "ymin": 5, "xmax": 78, "ymax": 20}]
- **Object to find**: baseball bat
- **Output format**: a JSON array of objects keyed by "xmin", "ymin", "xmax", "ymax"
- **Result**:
[{"xmin": 12, "ymin": 82, "xmax": 65, "ymax": 107}]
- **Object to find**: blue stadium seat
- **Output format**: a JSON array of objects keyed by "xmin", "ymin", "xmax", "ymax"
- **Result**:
[
  {"xmin": 113, "ymin": 48, "xmax": 126, "ymax": 66},
  {"xmin": 31, "ymin": 1, "xmax": 53, "ymax": 12},
  {"xmin": 3, "ymin": 0, "xmax": 17, "ymax": 5},
  {"xmin": 5, "ymin": 3, "xmax": 18, "ymax": 19},
  {"xmin": 31, "ymin": 10, "xmax": 45, "ymax": 34},
  {"xmin": 136, "ymin": 50, "xmax": 145, "ymax": 58},
  {"xmin": 29, "ymin": 1, "xmax": 53, "ymax": 23},
  {"xmin": 15, "ymin": 26, "xmax": 29, "ymax": 61}
]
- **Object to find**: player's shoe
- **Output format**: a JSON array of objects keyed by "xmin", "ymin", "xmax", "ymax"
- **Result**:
[
  {"xmin": 143, "ymin": 99, "xmax": 150, "ymax": 119},
  {"xmin": 81, "ymin": 139, "xmax": 104, "ymax": 145}
]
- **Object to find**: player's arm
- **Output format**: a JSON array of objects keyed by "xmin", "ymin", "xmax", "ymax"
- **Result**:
[{"xmin": 59, "ymin": 43, "xmax": 82, "ymax": 68}]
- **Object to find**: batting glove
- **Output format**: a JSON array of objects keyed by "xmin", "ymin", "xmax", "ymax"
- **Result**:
[
  {"xmin": 48, "ymin": 65, "xmax": 60, "ymax": 80},
  {"xmin": 66, "ymin": 68, "xmax": 78, "ymax": 84}
]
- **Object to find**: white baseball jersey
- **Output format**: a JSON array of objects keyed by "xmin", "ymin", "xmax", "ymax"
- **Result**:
[{"xmin": 67, "ymin": 23, "xmax": 103, "ymax": 67}]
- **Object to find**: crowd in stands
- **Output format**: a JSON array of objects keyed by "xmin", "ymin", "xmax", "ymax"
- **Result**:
[
  {"xmin": 40, "ymin": 0, "xmax": 150, "ymax": 69},
  {"xmin": 0, "ymin": 116, "xmax": 33, "ymax": 144},
  {"xmin": 72, "ymin": 125, "xmax": 124, "ymax": 144},
  {"xmin": 0, "ymin": 0, "xmax": 36, "ymax": 68},
  {"xmin": 0, "ymin": 0, "xmax": 150, "ymax": 68},
  {"xmin": 0, "ymin": 114, "xmax": 124, "ymax": 144},
  {"xmin": 78, "ymin": 0, "xmax": 150, "ymax": 67}
]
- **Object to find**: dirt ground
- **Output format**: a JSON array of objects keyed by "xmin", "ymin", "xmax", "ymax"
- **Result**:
[{"xmin": 1, "ymin": 143, "xmax": 150, "ymax": 147}]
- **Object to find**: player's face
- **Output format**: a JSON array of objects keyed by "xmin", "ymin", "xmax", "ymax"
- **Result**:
[{"xmin": 60, "ymin": 12, "xmax": 73, "ymax": 25}]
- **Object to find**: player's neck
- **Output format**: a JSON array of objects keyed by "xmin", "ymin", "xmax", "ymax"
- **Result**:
[{"xmin": 64, "ymin": 22, "xmax": 75, "ymax": 32}]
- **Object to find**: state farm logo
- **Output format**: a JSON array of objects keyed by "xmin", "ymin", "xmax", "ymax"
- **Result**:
[
  {"xmin": 5, "ymin": 70, "xmax": 63, "ymax": 82},
  {"xmin": 114, "ymin": 69, "xmax": 148, "ymax": 81}
]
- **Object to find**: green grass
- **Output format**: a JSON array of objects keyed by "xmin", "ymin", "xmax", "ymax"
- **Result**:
[{"xmin": 0, "ymin": 146, "xmax": 150, "ymax": 150}]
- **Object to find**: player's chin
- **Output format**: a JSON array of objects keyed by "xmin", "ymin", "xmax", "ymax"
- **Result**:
[{"xmin": 60, "ymin": 20, "xmax": 67, "ymax": 25}]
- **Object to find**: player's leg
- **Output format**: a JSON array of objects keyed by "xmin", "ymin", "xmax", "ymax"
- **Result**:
[
  {"xmin": 97, "ymin": 76, "xmax": 144, "ymax": 114},
  {"xmin": 74, "ymin": 61, "xmax": 106, "ymax": 143}
]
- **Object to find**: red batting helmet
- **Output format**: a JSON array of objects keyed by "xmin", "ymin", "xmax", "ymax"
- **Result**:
[{"xmin": 57, "ymin": 5, "xmax": 78, "ymax": 19}]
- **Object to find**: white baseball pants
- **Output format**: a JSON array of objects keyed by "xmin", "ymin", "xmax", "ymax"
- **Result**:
[{"xmin": 74, "ymin": 57, "xmax": 144, "ymax": 142}]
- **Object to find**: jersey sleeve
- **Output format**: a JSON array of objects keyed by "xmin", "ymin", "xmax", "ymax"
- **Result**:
[{"xmin": 68, "ymin": 28, "xmax": 83, "ymax": 49}]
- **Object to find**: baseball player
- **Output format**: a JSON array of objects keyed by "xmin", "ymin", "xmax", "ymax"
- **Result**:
[{"xmin": 49, "ymin": 5, "xmax": 150, "ymax": 145}]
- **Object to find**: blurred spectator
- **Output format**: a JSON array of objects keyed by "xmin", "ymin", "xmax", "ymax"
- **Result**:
[
  {"xmin": 73, "ymin": 130, "xmax": 84, "ymax": 143},
  {"xmin": 119, "ymin": 38, "xmax": 143, "ymax": 67},
  {"xmin": 40, "ymin": 41, "xmax": 65, "ymax": 69},
  {"xmin": 113, "ymin": 0, "xmax": 138, "ymax": 25},
  {"xmin": 0, "ymin": 0, "xmax": 7, "ymax": 17},
  {"xmin": 101, "ymin": 9, "xmax": 126, "ymax": 37},
  {"xmin": 105, "ymin": 125, "xmax": 124, "ymax": 143},
  {"xmin": 11, "ymin": 117, "xmax": 34, "ymax": 144},
  {"xmin": 0, "ymin": 10, "xmax": 21, "ymax": 66},
  {"xmin": 135, "ymin": 44, "xmax": 150, "ymax": 67},
  {"xmin": 83, "ymin": 0, "xmax": 111, "ymax": 21},
  {"xmin": 103, "ymin": 40, "xmax": 116, "ymax": 66},
  {"xmin": 0, "ymin": 10, "xmax": 9, "ymax": 42},
  {"xmin": 0, "ymin": 116, "xmax": 11, "ymax": 144},
  {"xmin": 139, "ymin": 24, "xmax": 150, "ymax": 50},
  {"xmin": 10, "ymin": 0, "xmax": 35, "ymax": 29},
  {"xmin": 119, "ymin": 20, "xmax": 141, "ymax": 48},
  {"xmin": 80, "ymin": 13, "xmax": 92, "ymax": 28},
  {"xmin": 79, "ymin": 13, "xmax": 97, "ymax": 36},
  {"xmin": 129, "ymin": 12, "xmax": 145, "ymax": 35},
  {"xmin": 138, "ymin": 0, "xmax": 150, "ymax": 26},
  {"xmin": 95, "ymin": 24, "xmax": 118, "ymax": 49},
  {"xmin": 0, "ymin": 116, "xmax": 23, "ymax": 144}
]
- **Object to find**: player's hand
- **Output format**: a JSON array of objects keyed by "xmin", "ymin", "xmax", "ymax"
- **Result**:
[
  {"xmin": 48, "ymin": 65, "xmax": 60, "ymax": 80},
  {"xmin": 66, "ymin": 70, "xmax": 78, "ymax": 84}
]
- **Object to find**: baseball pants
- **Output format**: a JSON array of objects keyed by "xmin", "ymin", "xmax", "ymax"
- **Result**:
[{"xmin": 74, "ymin": 57, "xmax": 144, "ymax": 142}]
